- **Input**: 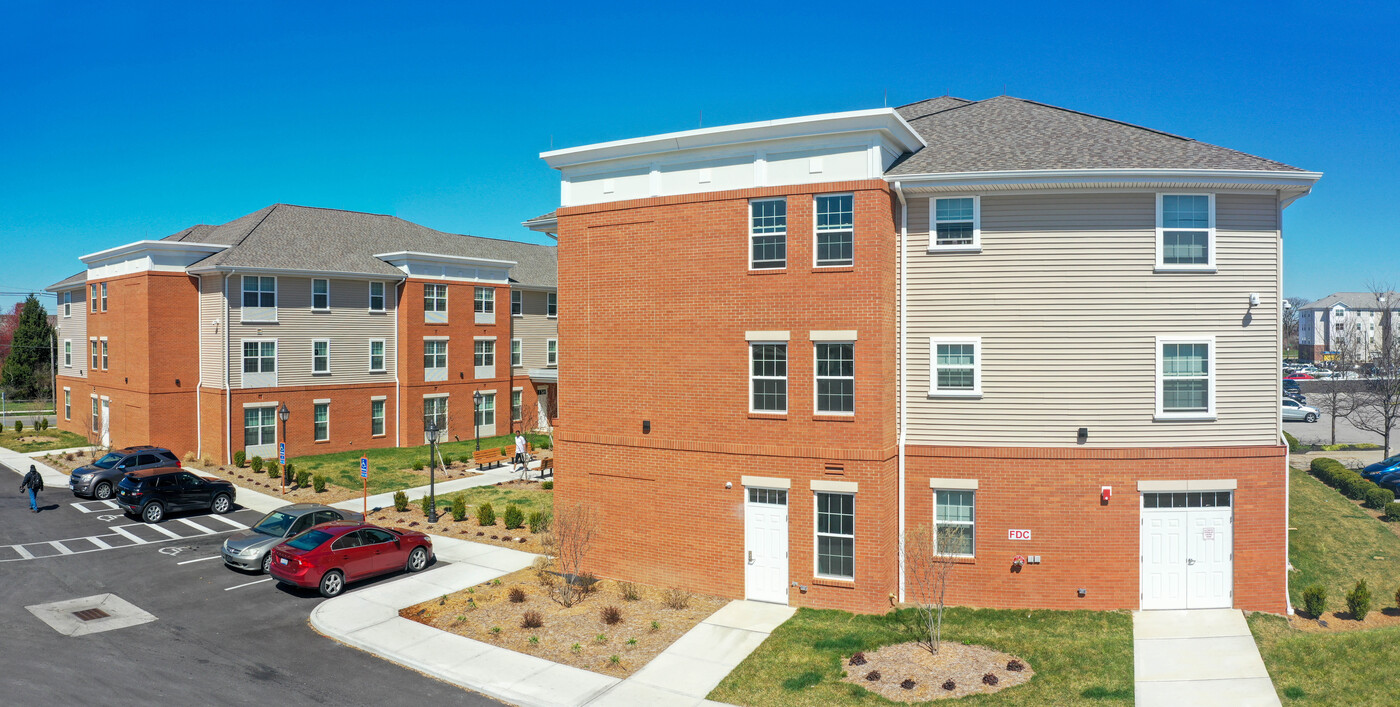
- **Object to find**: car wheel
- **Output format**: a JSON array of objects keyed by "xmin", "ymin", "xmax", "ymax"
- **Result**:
[
  {"xmin": 142, "ymin": 502, "xmax": 165, "ymax": 523},
  {"xmin": 210, "ymin": 493, "xmax": 232, "ymax": 514},
  {"xmin": 319, "ymin": 570, "xmax": 345, "ymax": 598},
  {"xmin": 93, "ymin": 482, "xmax": 113, "ymax": 500},
  {"xmin": 261, "ymin": 553, "xmax": 272, "ymax": 574},
  {"xmin": 1305, "ymin": 413, "xmax": 1318, "ymax": 423},
  {"xmin": 406, "ymin": 546, "xmax": 428, "ymax": 573}
]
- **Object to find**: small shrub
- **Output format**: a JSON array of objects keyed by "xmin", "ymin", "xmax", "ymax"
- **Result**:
[
  {"xmin": 14, "ymin": 420, "xmax": 22, "ymax": 433},
  {"xmin": 282, "ymin": 461, "xmax": 294, "ymax": 478},
  {"xmin": 393, "ymin": 490, "xmax": 409, "ymax": 511},
  {"xmin": 420, "ymin": 494, "xmax": 432, "ymax": 517},
  {"xmin": 982, "ymin": 673, "xmax": 999, "ymax": 686},
  {"xmin": 312, "ymin": 475, "xmax": 327, "ymax": 493},
  {"xmin": 412, "ymin": 460, "xmax": 424, "ymax": 471},
  {"xmin": 901, "ymin": 679, "xmax": 916, "ymax": 690},
  {"xmin": 1284, "ymin": 430, "xmax": 1306, "ymax": 453},
  {"xmin": 39, "ymin": 418, "xmax": 48, "ymax": 431},
  {"xmin": 1395, "ymin": 585, "xmax": 1400, "ymax": 610},
  {"xmin": 601, "ymin": 605, "xmax": 623, "ymax": 625},
  {"xmin": 608, "ymin": 654, "xmax": 621, "ymax": 666},
  {"xmin": 626, "ymin": 637, "xmax": 637, "ymax": 646},
  {"xmin": 618, "ymin": 581, "xmax": 641, "ymax": 601},
  {"xmin": 664, "ymin": 587, "xmax": 692, "ymax": 610},
  {"xmin": 1365, "ymin": 486, "xmax": 1396, "ymax": 510},
  {"xmin": 501, "ymin": 535, "xmax": 512, "ymax": 542},
  {"xmin": 649, "ymin": 620, "xmax": 660, "ymax": 631},
  {"xmin": 295, "ymin": 469, "xmax": 311, "ymax": 488},
  {"xmin": 1302, "ymin": 584, "xmax": 1327, "ymax": 617},
  {"xmin": 460, "ymin": 454, "xmax": 473, "ymax": 466},
  {"xmin": 267, "ymin": 462, "xmax": 280, "ymax": 480},
  {"xmin": 595, "ymin": 633, "xmax": 607, "ymax": 643},
  {"xmin": 202, "ymin": 454, "xmax": 213, "ymax": 466},
  {"xmin": 541, "ymin": 480, "xmax": 554, "ymax": 490},
  {"xmin": 571, "ymin": 643, "xmax": 582, "ymax": 654},
  {"xmin": 537, "ymin": 438, "xmax": 551, "ymax": 450},
  {"xmin": 533, "ymin": 557, "xmax": 556, "ymax": 587},
  {"xmin": 234, "ymin": 451, "xmax": 246, "ymax": 467},
  {"xmin": 452, "ymin": 494, "xmax": 467, "ymax": 522},
  {"xmin": 865, "ymin": 671, "xmax": 881, "ymax": 681},
  {"xmin": 65, "ymin": 453, "xmax": 74, "ymax": 461},
  {"xmin": 501, "ymin": 445, "xmax": 512, "ymax": 457},
  {"xmin": 508, "ymin": 587, "xmax": 526, "ymax": 603},
  {"xmin": 580, "ymin": 572, "xmax": 599, "ymax": 595},
  {"xmin": 489, "ymin": 626, "xmax": 501, "ymax": 635},
  {"xmin": 521, "ymin": 610, "xmax": 543, "ymax": 629},
  {"xmin": 1346, "ymin": 579, "xmax": 1372, "ymax": 620},
  {"xmin": 503, "ymin": 504, "xmax": 524, "ymax": 530},
  {"xmin": 476, "ymin": 502, "xmax": 496, "ymax": 526},
  {"xmin": 183, "ymin": 451, "xmax": 198, "ymax": 462},
  {"xmin": 849, "ymin": 652, "xmax": 867, "ymax": 666},
  {"xmin": 942, "ymin": 679, "xmax": 956, "ymax": 691},
  {"xmin": 1007, "ymin": 659, "xmax": 1025, "ymax": 672},
  {"xmin": 1386, "ymin": 502, "xmax": 1400, "ymax": 522},
  {"xmin": 250, "ymin": 456, "xmax": 264, "ymax": 473},
  {"xmin": 528, "ymin": 510, "xmax": 550, "ymax": 534}
]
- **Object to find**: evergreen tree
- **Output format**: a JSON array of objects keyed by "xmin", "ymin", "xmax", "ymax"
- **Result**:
[{"xmin": 1, "ymin": 295, "xmax": 54, "ymax": 400}]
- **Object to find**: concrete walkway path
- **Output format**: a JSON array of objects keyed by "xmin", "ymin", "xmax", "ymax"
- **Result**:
[
  {"xmin": 1133, "ymin": 609, "xmax": 1280, "ymax": 706},
  {"xmin": 0, "ymin": 446, "xmax": 69, "ymax": 487}
]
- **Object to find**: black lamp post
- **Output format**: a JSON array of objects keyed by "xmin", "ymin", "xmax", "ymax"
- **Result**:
[
  {"xmin": 425, "ymin": 421, "xmax": 440, "ymax": 523},
  {"xmin": 278, "ymin": 404, "xmax": 290, "ymax": 495},
  {"xmin": 472, "ymin": 390, "xmax": 483, "ymax": 452}
]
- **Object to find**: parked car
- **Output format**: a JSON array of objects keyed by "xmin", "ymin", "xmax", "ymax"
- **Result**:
[
  {"xmin": 1284, "ymin": 392, "xmax": 1308, "ymax": 405},
  {"xmin": 1361, "ymin": 455, "xmax": 1400, "ymax": 481},
  {"xmin": 69, "ymin": 446, "xmax": 179, "ymax": 500},
  {"xmin": 1282, "ymin": 398, "xmax": 1319, "ymax": 422},
  {"xmin": 1284, "ymin": 372, "xmax": 1315, "ymax": 380},
  {"xmin": 115, "ymin": 468, "xmax": 236, "ymax": 523},
  {"xmin": 269, "ymin": 521, "xmax": 433, "ymax": 597},
  {"xmin": 222, "ymin": 504, "xmax": 363, "ymax": 574},
  {"xmin": 1376, "ymin": 471, "xmax": 1400, "ymax": 495},
  {"xmin": 1283, "ymin": 380, "xmax": 1303, "ymax": 394}
]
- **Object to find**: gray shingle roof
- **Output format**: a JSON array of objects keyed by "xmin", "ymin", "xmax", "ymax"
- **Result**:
[
  {"xmin": 1300, "ymin": 292, "xmax": 1400, "ymax": 311},
  {"xmin": 164, "ymin": 204, "xmax": 556, "ymax": 288},
  {"xmin": 885, "ymin": 96, "xmax": 1304, "ymax": 175},
  {"xmin": 47, "ymin": 270, "xmax": 87, "ymax": 291}
]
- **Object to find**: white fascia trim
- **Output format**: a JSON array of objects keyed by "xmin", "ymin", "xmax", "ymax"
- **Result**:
[
  {"xmin": 423, "ymin": 392, "xmax": 450, "ymax": 399},
  {"xmin": 80, "ymin": 240, "xmax": 228, "ymax": 265},
  {"xmin": 811, "ymin": 479, "xmax": 858, "ymax": 493},
  {"xmin": 187, "ymin": 265, "xmax": 407, "ymax": 281},
  {"xmin": 370, "ymin": 395, "xmax": 387, "ymax": 401},
  {"xmin": 1138, "ymin": 479, "xmax": 1238, "ymax": 491},
  {"xmin": 374, "ymin": 251, "xmax": 518, "ymax": 269},
  {"xmin": 242, "ymin": 401, "xmax": 279, "ymax": 408},
  {"xmin": 522, "ymin": 216, "xmax": 558, "ymax": 232},
  {"xmin": 746, "ymin": 331, "xmax": 791, "ymax": 341},
  {"xmin": 423, "ymin": 335, "xmax": 450, "ymax": 341},
  {"xmin": 312, "ymin": 398, "xmax": 331, "ymax": 404},
  {"xmin": 929, "ymin": 478, "xmax": 979, "ymax": 490},
  {"xmin": 742, "ymin": 475, "xmax": 791, "ymax": 489},
  {"xmin": 473, "ymin": 335, "xmax": 498, "ymax": 341},
  {"xmin": 886, "ymin": 168, "xmax": 1323, "ymax": 188},
  {"xmin": 809, "ymin": 330, "xmax": 858, "ymax": 341},
  {"xmin": 542, "ymin": 108, "xmax": 925, "ymax": 168}
]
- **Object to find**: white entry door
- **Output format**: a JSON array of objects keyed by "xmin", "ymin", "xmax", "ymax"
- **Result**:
[
  {"xmin": 100, "ymin": 399, "xmax": 110, "ymax": 447},
  {"xmin": 535, "ymin": 387, "xmax": 550, "ymax": 431},
  {"xmin": 745, "ymin": 487, "xmax": 789, "ymax": 605},
  {"xmin": 1140, "ymin": 491, "xmax": 1234, "ymax": 610}
]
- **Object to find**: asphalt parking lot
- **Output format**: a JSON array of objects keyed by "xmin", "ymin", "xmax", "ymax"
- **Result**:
[{"xmin": 0, "ymin": 464, "xmax": 503, "ymax": 707}]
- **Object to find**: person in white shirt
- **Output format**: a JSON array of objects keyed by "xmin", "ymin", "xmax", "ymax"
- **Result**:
[{"xmin": 513, "ymin": 433, "xmax": 528, "ymax": 473}]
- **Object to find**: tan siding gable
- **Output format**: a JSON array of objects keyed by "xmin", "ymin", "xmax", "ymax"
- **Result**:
[
  {"xmin": 512, "ymin": 290, "xmax": 557, "ymax": 371},
  {"xmin": 54, "ymin": 288, "xmax": 87, "ymax": 376},
  {"xmin": 199, "ymin": 275, "xmax": 224, "ymax": 386}
]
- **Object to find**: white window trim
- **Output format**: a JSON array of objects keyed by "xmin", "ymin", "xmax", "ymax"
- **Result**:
[
  {"xmin": 64, "ymin": 388, "xmax": 71, "ymax": 420},
  {"xmin": 368, "ymin": 281, "xmax": 386, "ymax": 313},
  {"xmin": 474, "ymin": 286, "xmax": 495, "ymax": 313},
  {"xmin": 311, "ymin": 338, "xmax": 331, "ymax": 375},
  {"xmin": 89, "ymin": 337, "xmax": 98, "ymax": 370},
  {"xmin": 474, "ymin": 339, "xmax": 496, "ymax": 367},
  {"xmin": 546, "ymin": 338, "xmax": 558, "ymax": 367},
  {"xmin": 63, "ymin": 339, "xmax": 72, "ymax": 368},
  {"xmin": 511, "ymin": 338, "xmax": 522, "ymax": 367},
  {"xmin": 813, "ymin": 341, "xmax": 855, "ymax": 416},
  {"xmin": 63, "ymin": 291, "xmax": 71, "ymax": 317},
  {"xmin": 370, "ymin": 398, "xmax": 386, "ymax": 437},
  {"xmin": 813, "ymin": 192, "xmax": 855, "ymax": 268},
  {"xmin": 1155, "ymin": 334, "xmax": 1217, "ymax": 421},
  {"xmin": 100, "ymin": 337, "xmax": 108, "ymax": 370},
  {"xmin": 928, "ymin": 337, "xmax": 982, "ymax": 398},
  {"xmin": 511, "ymin": 388, "xmax": 523, "ymax": 421},
  {"xmin": 927, "ymin": 195, "xmax": 981, "ymax": 253},
  {"xmin": 313, "ymin": 402, "xmax": 330, "ymax": 442},
  {"xmin": 241, "ymin": 338, "xmax": 278, "ymax": 375},
  {"xmin": 813, "ymin": 491, "xmax": 855, "ymax": 581},
  {"xmin": 368, "ymin": 338, "xmax": 386, "ymax": 373},
  {"xmin": 100, "ymin": 282, "xmax": 108, "ymax": 312},
  {"xmin": 748, "ymin": 197, "xmax": 788, "ymax": 271},
  {"xmin": 311, "ymin": 278, "xmax": 331, "ymax": 312},
  {"xmin": 475, "ymin": 391, "xmax": 497, "ymax": 427},
  {"xmin": 749, "ymin": 341, "xmax": 788, "ymax": 414},
  {"xmin": 547, "ymin": 292, "xmax": 557, "ymax": 318},
  {"xmin": 1154, "ymin": 193, "xmax": 1216, "ymax": 273},
  {"xmin": 423, "ymin": 339, "xmax": 448, "ymax": 378},
  {"xmin": 424, "ymin": 283, "xmax": 448, "ymax": 320},
  {"xmin": 932, "ymin": 488, "xmax": 976, "ymax": 558},
  {"xmin": 90, "ymin": 284, "xmax": 97, "ymax": 313},
  {"xmin": 240, "ymin": 276, "xmax": 279, "ymax": 323},
  {"xmin": 511, "ymin": 290, "xmax": 523, "ymax": 317}
]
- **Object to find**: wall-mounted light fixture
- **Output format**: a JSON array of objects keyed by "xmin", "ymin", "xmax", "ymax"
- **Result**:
[
  {"xmin": 642, "ymin": 420, "xmax": 650, "ymax": 434},
  {"xmin": 1249, "ymin": 292, "xmax": 1261, "ymax": 307}
]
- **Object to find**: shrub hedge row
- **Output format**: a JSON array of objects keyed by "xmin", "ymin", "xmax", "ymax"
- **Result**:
[{"xmin": 1310, "ymin": 457, "xmax": 1396, "ymax": 510}]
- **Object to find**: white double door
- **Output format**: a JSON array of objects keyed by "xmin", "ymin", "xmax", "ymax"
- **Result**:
[
  {"xmin": 744, "ymin": 488, "xmax": 789, "ymax": 605},
  {"xmin": 1141, "ymin": 501, "xmax": 1233, "ymax": 610}
]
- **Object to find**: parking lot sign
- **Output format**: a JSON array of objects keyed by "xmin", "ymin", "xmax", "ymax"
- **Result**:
[
  {"xmin": 360, "ymin": 457, "xmax": 369, "ymax": 479},
  {"xmin": 279, "ymin": 442, "xmax": 285, "ymax": 465}
]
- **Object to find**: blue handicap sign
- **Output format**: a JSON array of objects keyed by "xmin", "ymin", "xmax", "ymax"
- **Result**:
[
  {"xmin": 278, "ymin": 442, "xmax": 286, "ymax": 465},
  {"xmin": 360, "ymin": 457, "xmax": 369, "ymax": 479}
]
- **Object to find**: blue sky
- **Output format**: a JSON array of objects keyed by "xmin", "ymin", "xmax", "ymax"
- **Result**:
[{"xmin": 1, "ymin": 1, "xmax": 1396, "ymax": 312}]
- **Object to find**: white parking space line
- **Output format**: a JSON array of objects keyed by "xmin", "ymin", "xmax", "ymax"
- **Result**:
[
  {"xmin": 174, "ymin": 517, "xmax": 217, "ymax": 535},
  {"xmin": 139, "ymin": 523, "xmax": 185, "ymax": 540},
  {"xmin": 12, "ymin": 545, "xmax": 34, "ymax": 560},
  {"xmin": 102, "ymin": 500, "xmax": 120, "ymax": 509},
  {"xmin": 177, "ymin": 556, "xmax": 223, "ymax": 565},
  {"xmin": 86, "ymin": 536, "xmax": 112, "ymax": 549},
  {"xmin": 49, "ymin": 541, "xmax": 74, "ymax": 556},
  {"xmin": 108, "ymin": 526, "xmax": 150, "ymax": 545},
  {"xmin": 224, "ymin": 578, "xmax": 274, "ymax": 591},
  {"xmin": 205, "ymin": 515, "xmax": 250, "ymax": 530}
]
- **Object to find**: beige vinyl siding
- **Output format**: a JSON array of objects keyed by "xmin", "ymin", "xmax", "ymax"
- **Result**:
[
  {"xmin": 199, "ymin": 275, "xmax": 225, "ymax": 386},
  {"xmin": 230, "ymin": 275, "xmax": 397, "ymax": 388},
  {"xmin": 904, "ymin": 191, "xmax": 1280, "ymax": 447},
  {"xmin": 54, "ymin": 288, "xmax": 87, "ymax": 376},
  {"xmin": 512, "ymin": 289, "xmax": 557, "ymax": 372}
]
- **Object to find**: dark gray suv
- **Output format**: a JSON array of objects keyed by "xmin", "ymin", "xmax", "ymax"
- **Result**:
[{"xmin": 69, "ymin": 446, "xmax": 179, "ymax": 500}]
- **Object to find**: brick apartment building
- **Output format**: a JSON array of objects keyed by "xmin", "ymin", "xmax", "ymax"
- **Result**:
[
  {"xmin": 1296, "ymin": 292, "xmax": 1399, "ymax": 363},
  {"xmin": 47, "ymin": 204, "xmax": 558, "ymax": 467},
  {"xmin": 530, "ymin": 96, "xmax": 1320, "ymax": 614}
]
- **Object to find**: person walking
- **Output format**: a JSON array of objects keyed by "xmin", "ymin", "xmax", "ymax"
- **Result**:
[
  {"xmin": 20, "ymin": 464, "xmax": 43, "ymax": 513},
  {"xmin": 513, "ymin": 433, "xmax": 528, "ymax": 475}
]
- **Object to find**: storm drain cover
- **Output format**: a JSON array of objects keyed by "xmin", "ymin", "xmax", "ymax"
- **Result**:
[{"xmin": 27, "ymin": 594, "xmax": 156, "ymax": 636}]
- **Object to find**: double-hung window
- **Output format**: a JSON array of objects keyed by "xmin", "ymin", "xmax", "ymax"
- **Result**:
[
  {"xmin": 424, "ymin": 284, "xmax": 448, "ymax": 323},
  {"xmin": 312, "ymin": 279, "xmax": 330, "ymax": 311},
  {"xmin": 90, "ymin": 284, "xmax": 98, "ymax": 313},
  {"xmin": 241, "ymin": 276, "xmax": 277, "ymax": 322},
  {"xmin": 815, "ymin": 342, "xmax": 854, "ymax": 413},
  {"xmin": 1156, "ymin": 194, "xmax": 1214, "ymax": 271},
  {"xmin": 101, "ymin": 283, "xmax": 108, "ymax": 311},
  {"xmin": 63, "ymin": 291, "xmax": 71, "ymax": 317},
  {"xmin": 474, "ymin": 287, "xmax": 494, "ymax": 324},
  {"xmin": 368, "ymin": 339, "xmax": 386, "ymax": 372},
  {"xmin": 371, "ymin": 399, "xmax": 386, "ymax": 436},
  {"xmin": 750, "ymin": 198, "xmax": 787, "ymax": 269},
  {"xmin": 423, "ymin": 396, "xmax": 448, "ymax": 436},
  {"xmin": 750, "ymin": 343, "xmax": 787, "ymax": 413},
  {"xmin": 368, "ymin": 281, "xmax": 386, "ymax": 312},
  {"xmin": 475, "ymin": 392, "xmax": 495, "ymax": 427},
  {"xmin": 511, "ymin": 290, "xmax": 523, "ymax": 317},
  {"xmin": 64, "ymin": 389, "xmax": 71, "ymax": 420},
  {"xmin": 934, "ymin": 490, "xmax": 975, "ymax": 556},
  {"xmin": 929, "ymin": 338, "xmax": 981, "ymax": 397},
  {"xmin": 815, "ymin": 492, "xmax": 854, "ymax": 579},
  {"xmin": 814, "ymin": 194, "xmax": 854, "ymax": 267},
  {"xmin": 63, "ymin": 340, "xmax": 71, "ymax": 368},
  {"xmin": 546, "ymin": 339, "xmax": 558, "ymax": 366},
  {"xmin": 90, "ymin": 339, "xmax": 99, "ymax": 370},
  {"xmin": 242, "ymin": 340, "xmax": 277, "ymax": 387},
  {"xmin": 511, "ymin": 338, "xmax": 522, "ymax": 366},
  {"xmin": 100, "ymin": 339, "xmax": 108, "ymax": 370},
  {"xmin": 1157, "ymin": 336, "xmax": 1215, "ymax": 419},
  {"xmin": 930, "ymin": 196, "xmax": 979, "ymax": 251},
  {"xmin": 547, "ymin": 292, "xmax": 557, "ymax": 318},
  {"xmin": 243, "ymin": 406, "xmax": 275, "ymax": 447},
  {"xmin": 91, "ymin": 398, "xmax": 100, "ymax": 432},
  {"xmin": 313, "ymin": 403, "xmax": 329, "ymax": 441},
  {"xmin": 511, "ymin": 389, "xmax": 522, "ymax": 421},
  {"xmin": 312, "ymin": 339, "xmax": 330, "ymax": 374},
  {"xmin": 474, "ymin": 339, "xmax": 495, "ymax": 378},
  {"xmin": 423, "ymin": 340, "xmax": 448, "ymax": 382}
]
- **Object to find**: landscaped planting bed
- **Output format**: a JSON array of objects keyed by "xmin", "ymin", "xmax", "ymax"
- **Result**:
[
  {"xmin": 402, "ymin": 568, "xmax": 727, "ymax": 676},
  {"xmin": 207, "ymin": 458, "xmax": 482, "ymax": 505},
  {"xmin": 369, "ymin": 481, "xmax": 554, "ymax": 553},
  {"xmin": 7, "ymin": 428, "xmax": 94, "ymax": 454},
  {"xmin": 839, "ymin": 642, "xmax": 1034, "ymax": 702}
]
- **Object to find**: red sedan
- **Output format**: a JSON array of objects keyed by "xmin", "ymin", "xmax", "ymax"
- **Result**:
[{"xmin": 269, "ymin": 520, "xmax": 433, "ymax": 597}]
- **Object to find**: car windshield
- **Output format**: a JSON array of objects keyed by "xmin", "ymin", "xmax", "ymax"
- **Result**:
[
  {"xmin": 92, "ymin": 453, "xmax": 124, "ymax": 469},
  {"xmin": 253, "ymin": 511, "xmax": 297, "ymax": 537},
  {"xmin": 285, "ymin": 530, "xmax": 333, "ymax": 551},
  {"xmin": 1381, "ymin": 455, "xmax": 1400, "ymax": 467}
]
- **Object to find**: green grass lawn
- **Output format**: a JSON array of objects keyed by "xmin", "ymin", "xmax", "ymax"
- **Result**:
[
  {"xmin": 439, "ymin": 485, "xmax": 552, "ymax": 517},
  {"xmin": 0, "ymin": 428, "xmax": 91, "ymax": 453},
  {"xmin": 288, "ymin": 432, "xmax": 550, "ymax": 495},
  {"xmin": 709, "ymin": 607, "xmax": 1134, "ymax": 706},
  {"xmin": 1246, "ymin": 467, "xmax": 1400, "ymax": 705}
]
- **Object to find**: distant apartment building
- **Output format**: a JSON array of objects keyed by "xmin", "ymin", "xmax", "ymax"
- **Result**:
[
  {"xmin": 531, "ymin": 96, "xmax": 1319, "ymax": 614},
  {"xmin": 1297, "ymin": 292, "xmax": 1398, "ymax": 362},
  {"xmin": 47, "ymin": 204, "xmax": 557, "ymax": 462}
]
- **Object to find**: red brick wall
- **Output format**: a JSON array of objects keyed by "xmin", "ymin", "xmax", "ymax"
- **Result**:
[{"xmin": 229, "ymin": 382, "xmax": 397, "ymax": 458}]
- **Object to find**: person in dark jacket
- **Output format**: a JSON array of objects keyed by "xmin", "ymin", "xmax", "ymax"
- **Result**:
[{"xmin": 20, "ymin": 464, "xmax": 43, "ymax": 512}]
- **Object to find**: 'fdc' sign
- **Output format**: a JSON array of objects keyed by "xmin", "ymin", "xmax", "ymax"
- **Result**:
[{"xmin": 1007, "ymin": 529, "xmax": 1032, "ymax": 541}]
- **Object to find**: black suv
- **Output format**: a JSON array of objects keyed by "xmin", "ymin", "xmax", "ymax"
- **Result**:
[
  {"xmin": 69, "ymin": 446, "xmax": 179, "ymax": 500},
  {"xmin": 116, "ymin": 468, "xmax": 237, "ymax": 523}
]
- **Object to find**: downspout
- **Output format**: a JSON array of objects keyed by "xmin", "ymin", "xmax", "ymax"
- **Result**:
[
  {"xmin": 223, "ymin": 272, "xmax": 231, "ymax": 465},
  {"xmin": 895, "ymin": 181, "xmax": 908, "ymax": 603},
  {"xmin": 394, "ymin": 281, "xmax": 401, "ymax": 449},
  {"xmin": 1278, "ymin": 192, "xmax": 1292, "ymax": 616},
  {"xmin": 195, "ymin": 275, "xmax": 202, "ymax": 460}
]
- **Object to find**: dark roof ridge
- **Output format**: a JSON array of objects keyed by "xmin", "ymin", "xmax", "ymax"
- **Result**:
[
  {"xmin": 1008, "ymin": 97, "xmax": 1192, "ymax": 142},
  {"xmin": 896, "ymin": 96, "xmax": 976, "ymax": 122},
  {"xmin": 233, "ymin": 204, "xmax": 280, "ymax": 249}
]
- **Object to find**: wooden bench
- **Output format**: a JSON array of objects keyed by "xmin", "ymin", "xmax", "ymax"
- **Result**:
[
  {"xmin": 537, "ymin": 458, "xmax": 553, "ymax": 479},
  {"xmin": 472, "ymin": 448, "xmax": 507, "ymax": 470}
]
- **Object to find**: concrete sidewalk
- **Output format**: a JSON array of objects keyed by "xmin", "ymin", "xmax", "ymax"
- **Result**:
[
  {"xmin": 0, "ymin": 446, "xmax": 69, "ymax": 487},
  {"xmin": 1134, "ymin": 609, "xmax": 1280, "ymax": 706}
]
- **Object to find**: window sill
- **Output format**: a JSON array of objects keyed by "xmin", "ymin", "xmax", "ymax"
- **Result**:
[
  {"xmin": 423, "ymin": 321, "xmax": 449, "ymax": 326},
  {"xmin": 371, "ymin": 434, "xmax": 386, "ymax": 439},
  {"xmin": 811, "ymin": 576, "xmax": 855, "ymax": 588},
  {"xmin": 928, "ymin": 391, "xmax": 982, "ymax": 399},
  {"xmin": 368, "ymin": 369, "xmax": 386, "ymax": 374},
  {"xmin": 368, "ymin": 310, "xmax": 386, "ymax": 315},
  {"xmin": 1154, "ymin": 413, "xmax": 1217, "ymax": 422},
  {"xmin": 813, "ymin": 414, "xmax": 855, "ymax": 422},
  {"xmin": 312, "ymin": 372, "xmax": 331, "ymax": 376},
  {"xmin": 747, "ymin": 268, "xmax": 786, "ymax": 276},
  {"xmin": 927, "ymin": 246, "xmax": 981, "ymax": 254},
  {"xmin": 748, "ymin": 412, "xmax": 788, "ymax": 420},
  {"xmin": 812, "ymin": 265, "xmax": 854, "ymax": 273},
  {"xmin": 314, "ymin": 439, "xmax": 330, "ymax": 444},
  {"xmin": 1154, "ymin": 266, "xmax": 1217, "ymax": 274},
  {"xmin": 311, "ymin": 309, "xmax": 331, "ymax": 313}
]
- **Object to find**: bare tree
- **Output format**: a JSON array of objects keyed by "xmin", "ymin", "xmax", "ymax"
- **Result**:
[
  {"xmin": 1348, "ymin": 283, "xmax": 1400, "ymax": 457},
  {"xmin": 1313, "ymin": 321, "xmax": 1365, "ymax": 445},
  {"xmin": 1283, "ymin": 296, "xmax": 1310, "ymax": 357},
  {"xmin": 898, "ymin": 524, "xmax": 964, "ymax": 655},
  {"xmin": 542, "ymin": 502, "xmax": 598, "ymax": 608}
]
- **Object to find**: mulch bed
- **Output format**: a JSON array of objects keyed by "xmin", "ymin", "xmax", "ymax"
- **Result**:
[
  {"xmin": 840, "ymin": 641, "xmax": 1033, "ymax": 702},
  {"xmin": 369, "ymin": 500, "xmax": 547, "ymax": 553},
  {"xmin": 1289, "ymin": 607, "xmax": 1400, "ymax": 633},
  {"xmin": 402, "ymin": 568, "xmax": 727, "ymax": 676}
]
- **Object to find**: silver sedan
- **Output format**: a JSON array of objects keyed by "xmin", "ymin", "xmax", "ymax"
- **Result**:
[
  {"xmin": 222, "ymin": 503, "xmax": 362, "ymax": 573},
  {"xmin": 1282, "ymin": 398, "xmax": 1319, "ymax": 423}
]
